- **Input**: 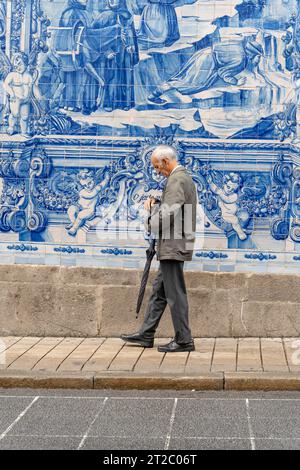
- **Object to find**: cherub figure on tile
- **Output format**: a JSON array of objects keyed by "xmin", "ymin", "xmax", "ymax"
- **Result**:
[
  {"xmin": 66, "ymin": 168, "xmax": 110, "ymax": 236},
  {"xmin": 207, "ymin": 172, "xmax": 247, "ymax": 240}
]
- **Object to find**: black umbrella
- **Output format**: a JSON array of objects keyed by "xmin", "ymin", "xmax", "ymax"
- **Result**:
[{"xmin": 136, "ymin": 237, "xmax": 156, "ymax": 318}]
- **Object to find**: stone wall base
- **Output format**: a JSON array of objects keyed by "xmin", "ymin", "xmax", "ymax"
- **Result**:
[{"xmin": 0, "ymin": 265, "xmax": 299, "ymax": 337}]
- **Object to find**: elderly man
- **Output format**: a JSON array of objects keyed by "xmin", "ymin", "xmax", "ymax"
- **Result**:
[{"xmin": 121, "ymin": 145, "xmax": 197, "ymax": 352}]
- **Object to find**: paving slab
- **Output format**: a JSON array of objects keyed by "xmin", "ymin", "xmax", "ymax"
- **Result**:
[
  {"xmin": 211, "ymin": 338, "xmax": 237, "ymax": 372},
  {"xmin": 283, "ymin": 338, "xmax": 300, "ymax": 372},
  {"xmin": 0, "ymin": 337, "xmax": 43, "ymax": 370},
  {"xmin": 0, "ymin": 337, "xmax": 22, "ymax": 351},
  {"xmin": 82, "ymin": 338, "xmax": 124, "ymax": 372},
  {"xmin": 8, "ymin": 338, "xmax": 64, "ymax": 371},
  {"xmin": 134, "ymin": 340, "xmax": 169, "ymax": 373},
  {"xmin": 159, "ymin": 352, "xmax": 189, "ymax": 374},
  {"xmin": 58, "ymin": 338, "xmax": 105, "ymax": 372},
  {"xmin": 108, "ymin": 344, "xmax": 144, "ymax": 372},
  {"xmin": 33, "ymin": 338, "xmax": 85, "ymax": 372},
  {"xmin": 185, "ymin": 338, "xmax": 215, "ymax": 373},
  {"xmin": 260, "ymin": 338, "xmax": 289, "ymax": 372},
  {"xmin": 237, "ymin": 338, "xmax": 262, "ymax": 372}
]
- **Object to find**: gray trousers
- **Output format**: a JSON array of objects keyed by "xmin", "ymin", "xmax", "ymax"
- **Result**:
[{"xmin": 139, "ymin": 260, "xmax": 192, "ymax": 344}]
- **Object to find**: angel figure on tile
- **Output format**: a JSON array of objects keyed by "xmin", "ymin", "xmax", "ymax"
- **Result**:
[
  {"xmin": 66, "ymin": 168, "xmax": 110, "ymax": 236},
  {"xmin": 207, "ymin": 172, "xmax": 247, "ymax": 241}
]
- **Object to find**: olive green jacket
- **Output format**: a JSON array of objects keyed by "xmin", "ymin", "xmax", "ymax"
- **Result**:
[{"xmin": 148, "ymin": 166, "xmax": 197, "ymax": 262}]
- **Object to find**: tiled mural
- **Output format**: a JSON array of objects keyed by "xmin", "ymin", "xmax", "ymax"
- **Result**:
[{"xmin": 1, "ymin": 0, "xmax": 300, "ymax": 272}]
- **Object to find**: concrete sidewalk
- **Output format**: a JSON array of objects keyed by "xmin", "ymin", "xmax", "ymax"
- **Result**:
[{"xmin": 1, "ymin": 336, "xmax": 300, "ymax": 390}]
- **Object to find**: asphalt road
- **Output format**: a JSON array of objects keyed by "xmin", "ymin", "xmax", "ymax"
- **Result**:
[{"xmin": 0, "ymin": 389, "xmax": 300, "ymax": 450}]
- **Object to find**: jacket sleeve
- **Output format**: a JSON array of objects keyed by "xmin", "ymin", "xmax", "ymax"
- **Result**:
[
  {"xmin": 144, "ymin": 202, "xmax": 160, "ymax": 236},
  {"xmin": 149, "ymin": 177, "xmax": 185, "ymax": 236}
]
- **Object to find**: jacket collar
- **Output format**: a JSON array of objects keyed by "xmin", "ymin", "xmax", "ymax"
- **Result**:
[
  {"xmin": 162, "ymin": 166, "xmax": 185, "ymax": 195},
  {"xmin": 169, "ymin": 165, "xmax": 185, "ymax": 177}
]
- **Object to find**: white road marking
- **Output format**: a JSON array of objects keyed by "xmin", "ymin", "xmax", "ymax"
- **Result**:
[
  {"xmin": 164, "ymin": 398, "xmax": 178, "ymax": 450},
  {"xmin": 246, "ymin": 398, "xmax": 256, "ymax": 450},
  {"xmin": 2, "ymin": 433, "xmax": 300, "ymax": 441},
  {"xmin": 77, "ymin": 397, "xmax": 108, "ymax": 450},
  {"xmin": 0, "ymin": 396, "xmax": 39, "ymax": 442}
]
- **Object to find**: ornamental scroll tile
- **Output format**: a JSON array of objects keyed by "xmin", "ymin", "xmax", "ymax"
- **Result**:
[
  {"xmin": 184, "ymin": 154, "xmax": 289, "ymax": 244},
  {"xmin": 0, "ymin": 144, "xmax": 51, "ymax": 234},
  {"xmin": 32, "ymin": 140, "xmax": 167, "ymax": 237},
  {"xmin": 270, "ymin": 155, "xmax": 293, "ymax": 240},
  {"xmin": 28, "ymin": 147, "xmax": 51, "ymax": 232},
  {"xmin": 279, "ymin": 2, "xmax": 300, "ymax": 142},
  {"xmin": 291, "ymin": 166, "xmax": 300, "ymax": 241}
]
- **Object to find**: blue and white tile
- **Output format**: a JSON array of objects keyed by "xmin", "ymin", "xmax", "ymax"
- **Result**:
[{"xmin": 0, "ymin": 1, "xmax": 300, "ymax": 273}]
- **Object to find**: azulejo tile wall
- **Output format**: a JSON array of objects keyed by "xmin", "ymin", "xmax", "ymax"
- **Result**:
[{"xmin": 1, "ymin": 0, "xmax": 300, "ymax": 273}]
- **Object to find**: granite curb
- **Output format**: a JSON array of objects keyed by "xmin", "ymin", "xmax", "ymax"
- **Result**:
[{"xmin": 0, "ymin": 370, "xmax": 300, "ymax": 390}]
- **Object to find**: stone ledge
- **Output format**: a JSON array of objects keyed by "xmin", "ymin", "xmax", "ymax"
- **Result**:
[
  {"xmin": 0, "ymin": 370, "xmax": 94, "ymax": 389},
  {"xmin": 93, "ymin": 373, "xmax": 224, "ymax": 390},
  {"xmin": 0, "ymin": 370, "xmax": 300, "ymax": 390},
  {"xmin": 0, "ymin": 370, "xmax": 224, "ymax": 390},
  {"xmin": 224, "ymin": 372, "xmax": 300, "ymax": 391}
]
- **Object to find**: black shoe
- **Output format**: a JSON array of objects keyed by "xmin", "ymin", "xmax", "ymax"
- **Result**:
[
  {"xmin": 157, "ymin": 339, "xmax": 195, "ymax": 353},
  {"xmin": 120, "ymin": 332, "xmax": 154, "ymax": 348}
]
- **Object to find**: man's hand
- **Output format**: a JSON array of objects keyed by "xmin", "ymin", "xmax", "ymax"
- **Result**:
[{"xmin": 144, "ymin": 197, "xmax": 156, "ymax": 212}]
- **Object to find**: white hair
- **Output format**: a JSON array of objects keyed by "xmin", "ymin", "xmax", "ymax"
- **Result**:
[{"xmin": 151, "ymin": 145, "xmax": 178, "ymax": 162}]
